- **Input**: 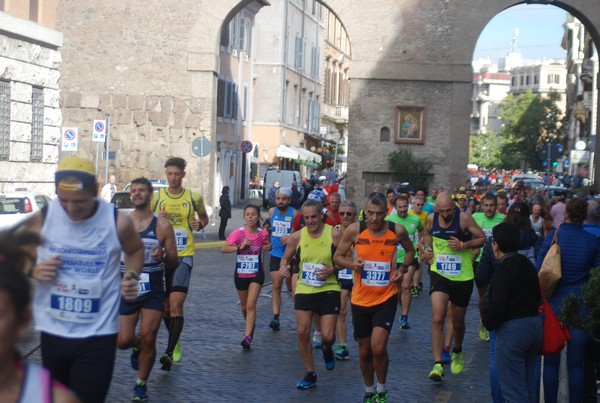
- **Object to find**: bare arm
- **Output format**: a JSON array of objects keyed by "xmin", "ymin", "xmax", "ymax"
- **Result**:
[
  {"xmin": 278, "ymin": 231, "xmax": 301, "ymax": 278},
  {"xmin": 333, "ymin": 222, "xmax": 364, "ymax": 272},
  {"xmin": 460, "ymin": 212, "xmax": 486, "ymax": 250},
  {"xmin": 156, "ymin": 217, "xmax": 178, "ymax": 269},
  {"xmin": 117, "ymin": 212, "xmax": 144, "ymax": 300}
]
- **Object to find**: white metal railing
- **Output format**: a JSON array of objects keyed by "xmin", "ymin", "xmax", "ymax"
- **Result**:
[{"xmin": 322, "ymin": 104, "xmax": 349, "ymax": 121}]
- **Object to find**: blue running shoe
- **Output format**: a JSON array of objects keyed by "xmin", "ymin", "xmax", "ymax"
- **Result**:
[
  {"xmin": 296, "ymin": 371, "xmax": 317, "ymax": 390},
  {"xmin": 400, "ymin": 316, "xmax": 410, "ymax": 329},
  {"xmin": 269, "ymin": 317, "xmax": 280, "ymax": 331},
  {"xmin": 132, "ymin": 382, "xmax": 148, "ymax": 401},
  {"xmin": 130, "ymin": 347, "xmax": 140, "ymax": 371},
  {"xmin": 323, "ymin": 345, "xmax": 336, "ymax": 371},
  {"xmin": 442, "ymin": 349, "xmax": 452, "ymax": 364},
  {"xmin": 334, "ymin": 344, "xmax": 349, "ymax": 360}
]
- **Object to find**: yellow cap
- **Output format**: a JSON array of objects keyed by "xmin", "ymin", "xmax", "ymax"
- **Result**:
[
  {"xmin": 458, "ymin": 193, "xmax": 467, "ymax": 199},
  {"xmin": 57, "ymin": 156, "xmax": 95, "ymax": 175}
]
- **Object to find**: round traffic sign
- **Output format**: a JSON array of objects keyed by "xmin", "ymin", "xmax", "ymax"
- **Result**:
[
  {"xmin": 95, "ymin": 121, "xmax": 105, "ymax": 132},
  {"xmin": 65, "ymin": 129, "xmax": 76, "ymax": 140},
  {"xmin": 241, "ymin": 140, "xmax": 253, "ymax": 153},
  {"xmin": 192, "ymin": 137, "xmax": 212, "ymax": 157}
]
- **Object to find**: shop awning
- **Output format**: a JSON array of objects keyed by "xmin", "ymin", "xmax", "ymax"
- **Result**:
[
  {"xmin": 288, "ymin": 145, "xmax": 322, "ymax": 163},
  {"xmin": 276, "ymin": 144, "xmax": 299, "ymax": 160}
]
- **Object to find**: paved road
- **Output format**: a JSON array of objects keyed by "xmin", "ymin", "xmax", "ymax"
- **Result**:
[{"xmin": 21, "ymin": 201, "xmax": 494, "ymax": 402}]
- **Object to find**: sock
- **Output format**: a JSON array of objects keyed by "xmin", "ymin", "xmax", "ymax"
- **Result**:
[
  {"xmin": 244, "ymin": 335, "xmax": 253, "ymax": 342},
  {"xmin": 273, "ymin": 314, "xmax": 279, "ymax": 320},
  {"xmin": 136, "ymin": 378, "xmax": 146, "ymax": 386},
  {"xmin": 435, "ymin": 361, "xmax": 442, "ymax": 365},
  {"xmin": 365, "ymin": 385, "xmax": 376, "ymax": 394},
  {"xmin": 443, "ymin": 345, "xmax": 450, "ymax": 352},
  {"xmin": 166, "ymin": 316, "xmax": 184, "ymax": 355},
  {"xmin": 453, "ymin": 347, "xmax": 462, "ymax": 354},
  {"xmin": 376, "ymin": 382, "xmax": 386, "ymax": 393},
  {"xmin": 163, "ymin": 316, "xmax": 171, "ymax": 331},
  {"xmin": 314, "ymin": 330, "xmax": 321, "ymax": 337}
]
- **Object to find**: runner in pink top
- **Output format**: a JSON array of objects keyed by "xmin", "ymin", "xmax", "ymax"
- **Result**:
[{"xmin": 221, "ymin": 204, "xmax": 270, "ymax": 350}]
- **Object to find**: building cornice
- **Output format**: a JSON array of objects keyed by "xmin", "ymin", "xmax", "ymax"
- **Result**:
[{"xmin": 0, "ymin": 11, "xmax": 63, "ymax": 48}]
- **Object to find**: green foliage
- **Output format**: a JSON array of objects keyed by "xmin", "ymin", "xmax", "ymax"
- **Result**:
[
  {"xmin": 388, "ymin": 149, "xmax": 434, "ymax": 186},
  {"xmin": 469, "ymin": 130, "xmax": 506, "ymax": 168},
  {"xmin": 561, "ymin": 267, "xmax": 600, "ymax": 341},
  {"xmin": 499, "ymin": 89, "xmax": 566, "ymax": 170}
]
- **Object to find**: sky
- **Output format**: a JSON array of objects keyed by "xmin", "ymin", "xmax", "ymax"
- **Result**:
[{"xmin": 473, "ymin": 4, "xmax": 568, "ymax": 64}]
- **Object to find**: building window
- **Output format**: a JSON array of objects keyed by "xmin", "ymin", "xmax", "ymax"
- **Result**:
[
  {"xmin": 30, "ymin": 87, "xmax": 44, "ymax": 162},
  {"xmin": 548, "ymin": 74, "xmax": 560, "ymax": 84},
  {"xmin": 242, "ymin": 84, "xmax": 248, "ymax": 121},
  {"xmin": 380, "ymin": 127, "xmax": 390, "ymax": 142},
  {"xmin": 310, "ymin": 46, "xmax": 320, "ymax": 79},
  {"xmin": 511, "ymin": 77, "xmax": 517, "ymax": 86},
  {"xmin": 526, "ymin": 76, "xmax": 530, "ymax": 85},
  {"xmin": 0, "ymin": 81, "xmax": 10, "ymax": 161},
  {"xmin": 295, "ymin": 36, "xmax": 304, "ymax": 71},
  {"xmin": 534, "ymin": 75, "xmax": 539, "ymax": 85},
  {"xmin": 30, "ymin": 0, "xmax": 39, "ymax": 22},
  {"xmin": 520, "ymin": 76, "xmax": 524, "ymax": 86},
  {"xmin": 225, "ymin": 81, "xmax": 232, "ymax": 118},
  {"xmin": 308, "ymin": 99, "xmax": 319, "ymax": 133},
  {"xmin": 217, "ymin": 78, "xmax": 225, "ymax": 118}
]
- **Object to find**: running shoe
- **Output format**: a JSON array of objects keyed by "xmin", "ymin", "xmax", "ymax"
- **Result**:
[
  {"xmin": 132, "ymin": 382, "xmax": 148, "ymax": 401},
  {"xmin": 173, "ymin": 341, "xmax": 182, "ymax": 362},
  {"xmin": 269, "ymin": 317, "xmax": 280, "ymax": 331},
  {"xmin": 323, "ymin": 345, "xmax": 336, "ymax": 370},
  {"xmin": 442, "ymin": 348, "xmax": 452, "ymax": 364},
  {"xmin": 400, "ymin": 316, "xmax": 410, "ymax": 329},
  {"xmin": 241, "ymin": 335, "xmax": 252, "ymax": 350},
  {"xmin": 296, "ymin": 371, "xmax": 317, "ymax": 390},
  {"xmin": 479, "ymin": 322, "xmax": 489, "ymax": 342},
  {"xmin": 377, "ymin": 391, "xmax": 389, "ymax": 403},
  {"xmin": 429, "ymin": 363, "xmax": 444, "ymax": 382},
  {"xmin": 410, "ymin": 286, "xmax": 419, "ymax": 297},
  {"xmin": 312, "ymin": 332, "xmax": 323, "ymax": 349},
  {"xmin": 363, "ymin": 392, "xmax": 378, "ymax": 403},
  {"xmin": 334, "ymin": 344, "xmax": 349, "ymax": 360},
  {"xmin": 130, "ymin": 347, "xmax": 140, "ymax": 371},
  {"xmin": 451, "ymin": 351, "xmax": 464, "ymax": 374},
  {"xmin": 159, "ymin": 353, "xmax": 173, "ymax": 371}
]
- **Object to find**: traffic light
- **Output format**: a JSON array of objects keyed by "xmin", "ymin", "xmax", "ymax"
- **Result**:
[{"xmin": 552, "ymin": 161, "xmax": 558, "ymax": 167}]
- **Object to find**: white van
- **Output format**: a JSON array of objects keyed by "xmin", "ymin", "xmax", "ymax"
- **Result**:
[{"xmin": 262, "ymin": 169, "xmax": 303, "ymax": 208}]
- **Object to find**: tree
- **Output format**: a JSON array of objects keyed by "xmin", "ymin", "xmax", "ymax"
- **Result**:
[
  {"xmin": 469, "ymin": 130, "xmax": 505, "ymax": 168},
  {"xmin": 561, "ymin": 267, "xmax": 600, "ymax": 342},
  {"xmin": 388, "ymin": 148, "xmax": 433, "ymax": 187},
  {"xmin": 499, "ymin": 89, "xmax": 566, "ymax": 170}
]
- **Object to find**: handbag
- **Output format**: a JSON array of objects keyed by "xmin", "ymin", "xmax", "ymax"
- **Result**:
[
  {"xmin": 539, "ymin": 229, "xmax": 561, "ymax": 298},
  {"xmin": 538, "ymin": 296, "xmax": 571, "ymax": 355}
]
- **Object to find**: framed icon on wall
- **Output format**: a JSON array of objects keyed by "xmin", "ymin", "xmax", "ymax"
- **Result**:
[{"xmin": 394, "ymin": 105, "xmax": 426, "ymax": 144}]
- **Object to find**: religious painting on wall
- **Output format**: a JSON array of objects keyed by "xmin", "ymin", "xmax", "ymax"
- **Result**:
[{"xmin": 394, "ymin": 106, "xmax": 426, "ymax": 144}]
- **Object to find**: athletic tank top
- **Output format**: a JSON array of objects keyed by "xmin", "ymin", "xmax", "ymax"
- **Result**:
[
  {"xmin": 270, "ymin": 207, "xmax": 295, "ymax": 258},
  {"xmin": 19, "ymin": 362, "xmax": 52, "ymax": 403},
  {"xmin": 472, "ymin": 212, "xmax": 504, "ymax": 262},
  {"xmin": 385, "ymin": 214, "xmax": 421, "ymax": 262},
  {"xmin": 530, "ymin": 215, "xmax": 543, "ymax": 236},
  {"xmin": 153, "ymin": 188, "xmax": 202, "ymax": 257},
  {"xmin": 227, "ymin": 226, "xmax": 268, "ymax": 278},
  {"xmin": 295, "ymin": 225, "xmax": 340, "ymax": 295},
  {"xmin": 352, "ymin": 221, "xmax": 398, "ymax": 307},
  {"xmin": 430, "ymin": 206, "xmax": 474, "ymax": 281},
  {"xmin": 335, "ymin": 224, "xmax": 354, "ymax": 282},
  {"xmin": 35, "ymin": 199, "xmax": 122, "ymax": 338}
]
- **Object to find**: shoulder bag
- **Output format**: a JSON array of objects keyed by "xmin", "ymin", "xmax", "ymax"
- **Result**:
[{"xmin": 539, "ymin": 229, "xmax": 561, "ymax": 298}]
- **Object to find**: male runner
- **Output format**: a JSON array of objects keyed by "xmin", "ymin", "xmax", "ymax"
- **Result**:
[
  {"xmin": 279, "ymin": 199, "xmax": 342, "ymax": 390},
  {"xmin": 118, "ymin": 178, "xmax": 178, "ymax": 401},
  {"xmin": 471, "ymin": 194, "xmax": 504, "ymax": 342},
  {"xmin": 409, "ymin": 195, "xmax": 429, "ymax": 295},
  {"xmin": 334, "ymin": 192, "xmax": 415, "ymax": 403},
  {"xmin": 496, "ymin": 192, "xmax": 508, "ymax": 215},
  {"xmin": 152, "ymin": 157, "xmax": 208, "ymax": 370},
  {"xmin": 27, "ymin": 156, "xmax": 144, "ymax": 403},
  {"xmin": 264, "ymin": 187, "xmax": 297, "ymax": 331},
  {"xmin": 333, "ymin": 200, "xmax": 358, "ymax": 360},
  {"xmin": 385, "ymin": 195, "xmax": 423, "ymax": 329},
  {"xmin": 325, "ymin": 192, "xmax": 342, "ymax": 225},
  {"xmin": 421, "ymin": 192, "xmax": 485, "ymax": 382}
]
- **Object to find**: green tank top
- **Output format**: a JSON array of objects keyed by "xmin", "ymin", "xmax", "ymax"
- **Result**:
[
  {"xmin": 385, "ymin": 214, "xmax": 421, "ymax": 263},
  {"xmin": 295, "ymin": 225, "xmax": 340, "ymax": 295}
]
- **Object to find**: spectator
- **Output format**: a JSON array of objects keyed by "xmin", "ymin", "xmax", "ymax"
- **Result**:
[
  {"xmin": 218, "ymin": 186, "xmax": 232, "ymax": 240},
  {"xmin": 268, "ymin": 181, "xmax": 280, "ymax": 208},
  {"xmin": 290, "ymin": 181, "xmax": 302, "ymax": 210},
  {"xmin": 549, "ymin": 195, "xmax": 566, "ymax": 229},
  {"xmin": 101, "ymin": 174, "xmax": 118, "ymax": 202},
  {"xmin": 536, "ymin": 198, "xmax": 600, "ymax": 403},
  {"xmin": 482, "ymin": 222, "xmax": 542, "ymax": 403}
]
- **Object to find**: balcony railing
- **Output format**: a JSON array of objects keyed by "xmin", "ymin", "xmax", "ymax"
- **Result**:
[{"xmin": 322, "ymin": 104, "xmax": 349, "ymax": 122}]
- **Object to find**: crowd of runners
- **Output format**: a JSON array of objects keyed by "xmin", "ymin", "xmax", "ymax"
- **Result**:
[{"xmin": 3, "ymin": 158, "xmax": 600, "ymax": 403}]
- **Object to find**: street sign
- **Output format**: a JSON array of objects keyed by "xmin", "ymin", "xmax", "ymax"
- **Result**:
[
  {"xmin": 92, "ymin": 120, "xmax": 107, "ymax": 142},
  {"xmin": 61, "ymin": 127, "xmax": 78, "ymax": 151},
  {"xmin": 240, "ymin": 140, "xmax": 253, "ymax": 153},
  {"xmin": 192, "ymin": 137, "xmax": 212, "ymax": 157}
]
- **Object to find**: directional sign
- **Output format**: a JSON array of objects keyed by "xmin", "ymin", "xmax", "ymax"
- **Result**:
[
  {"xmin": 61, "ymin": 127, "xmax": 78, "ymax": 151},
  {"xmin": 92, "ymin": 120, "xmax": 107, "ymax": 142}
]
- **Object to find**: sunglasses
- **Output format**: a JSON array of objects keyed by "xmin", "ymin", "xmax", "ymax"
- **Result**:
[
  {"xmin": 339, "ymin": 211, "xmax": 355, "ymax": 216},
  {"xmin": 414, "ymin": 203, "xmax": 423, "ymax": 206}
]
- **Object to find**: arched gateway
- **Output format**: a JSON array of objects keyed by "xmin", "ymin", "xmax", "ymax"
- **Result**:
[{"xmin": 56, "ymin": 0, "xmax": 600, "ymax": 202}]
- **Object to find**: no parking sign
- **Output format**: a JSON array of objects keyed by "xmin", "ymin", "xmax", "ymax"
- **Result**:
[
  {"xmin": 92, "ymin": 120, "xmax": 106, "ymax": 142},
  {"xmin": 61, "ymin": 127, "xmax": 78, "ymax": 151}
]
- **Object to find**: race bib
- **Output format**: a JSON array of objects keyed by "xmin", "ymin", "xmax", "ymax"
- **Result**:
[
  {"xmin": 272, "ymin": 220, "xmax": 291, "ymax": 237},
  {"xmin": 138, "ymin": 273, "xmax": 150, "ymax": 295},
  {"xmin": 49, "ymin": 279, "xmax": 101, "ymax": 324},
  {"xmin": 174, "ymin": 228, "xmax": 187, "ymax": 251},
  {"xmin": 236, "ymin": 254, "xmax": 259, "ymax": 275},
  {"xmin": 301, "ymin": 263, "xmax": 325, "ymax": 287},
  {"xmin": 361, "ymin": 261, "xmax": 391, "ymax": 287},
  {"xmin": 338, "ymin": 268, "xmax": 353, "ymax": 280},
  {"xmin": 436, "ymin": 254, "xmax": 462, "ymax": 276}
]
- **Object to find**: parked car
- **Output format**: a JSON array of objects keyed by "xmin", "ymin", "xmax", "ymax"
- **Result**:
[
  {"xmin": 509, "ymin": 178, "xmax": 545, "ymax": 190},
  {"xmin": 262, "ymin": 169, "xmax": 304, "ymax": 208},
  {"xmin": 545, "ymin": 185, "xmax": 569, "ymax": 200},
  {"xmin": 0, "ymin": 192, "xmax": 52, "ymax": 230},
  {"xmin": 111, "ymin": 191, "xmax": 134, "ymax": 214},
  {"xmin": 123, "ymin": 179, "xmax": 168, "ymax": 192}
]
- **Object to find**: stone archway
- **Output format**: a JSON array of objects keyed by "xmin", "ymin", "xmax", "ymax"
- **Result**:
[{"xmin": 56, "ymin": 0, "xmax": 600, "ymax": 203}]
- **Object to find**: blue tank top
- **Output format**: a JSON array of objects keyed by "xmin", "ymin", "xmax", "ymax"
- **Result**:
[
  {"xmin": 120, "ymin": 215, "xmax": 164, "ymax": 274},
  {"xmin": 431, "ymin": 206, "xmax": 470, "ymax": 242},
  {"xmin": 270, "ymin": 207, "xmax": 295, "ymax": 258}
]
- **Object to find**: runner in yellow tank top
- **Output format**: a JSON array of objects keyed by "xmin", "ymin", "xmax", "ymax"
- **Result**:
[
  {"xmin": 279, "ymin": 199, "xmax": 343, "ymax": 390},
  {"xmin": 334, "ymin": 192, "xmax": 414, "ymax": 403}
]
